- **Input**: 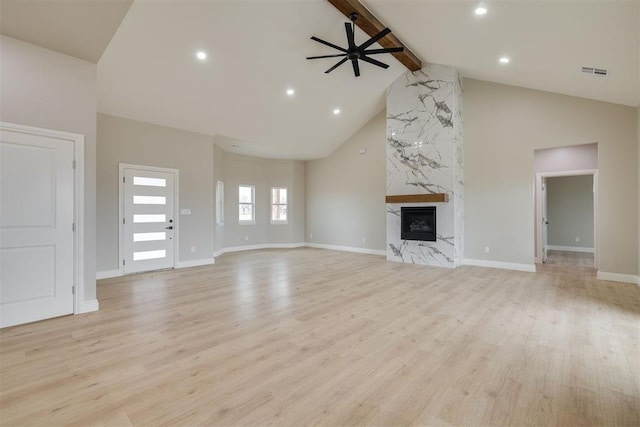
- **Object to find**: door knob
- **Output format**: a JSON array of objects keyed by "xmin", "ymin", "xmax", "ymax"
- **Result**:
[{"xmin": 165, "ymin": 226, "xmax": 173, "ymax": 230}]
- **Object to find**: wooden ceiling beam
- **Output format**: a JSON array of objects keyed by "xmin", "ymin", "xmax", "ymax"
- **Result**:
[{"xmin": 327, "ymin": 0, "xmax": 422, "ymax": 72}]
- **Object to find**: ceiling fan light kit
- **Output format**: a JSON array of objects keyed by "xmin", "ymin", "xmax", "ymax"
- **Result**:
[{"xmin": 306, "ymin": 12, "xmax": 404, "ymax": 77}]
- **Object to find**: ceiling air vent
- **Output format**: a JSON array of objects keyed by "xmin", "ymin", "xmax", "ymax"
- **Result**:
[{"xmin": 582, "ymin": 66, "xmax": 608, "ymax": 76}]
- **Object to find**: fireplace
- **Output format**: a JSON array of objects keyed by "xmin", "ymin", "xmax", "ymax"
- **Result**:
[{"xmin": 401, "ymin": 207, "xmax": 436, "ymax": 241}]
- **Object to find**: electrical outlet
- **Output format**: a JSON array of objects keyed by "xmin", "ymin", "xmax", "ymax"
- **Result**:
[
  {"xmin": 484, "ymin": 246, "xmax": 490, "ymax": 253},
  {"xmin": 575, "ymin": 237, "xmax": 580, "ymax": 242},
  {"xmin": 362, "ymin": 237, "xmax": 366, "ymax": 243},
  {"xmin": 191, "ymin": 246, "xmax": 196, "ymax": 253},
  {"xmin": 309, "ymin": 233, "xmax": 313, "ymax": 239},
  {"xmin": 245, "ymin": 235, "xmax": 249, "ymax": 241}
]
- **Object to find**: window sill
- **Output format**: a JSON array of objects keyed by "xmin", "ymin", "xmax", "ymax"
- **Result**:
[
  {"xmin": 270, "ymin": 220, "xmax": 288, "ymax": 225},
  {"xmin": 239, "ymin": 220, "xmax": 255, "ymax": 225}
]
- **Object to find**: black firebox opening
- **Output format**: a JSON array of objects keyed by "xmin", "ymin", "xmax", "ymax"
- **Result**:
[{"xmin": 401, "ymin": 206, "xmax": 436, "ymax": 241}]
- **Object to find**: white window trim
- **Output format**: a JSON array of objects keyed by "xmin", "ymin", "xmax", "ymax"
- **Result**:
[
  {"xmin": 216, "ymin": 180, "xmax": 224, "ymax": 227},
  {"xmin": 270, "ymin": 187, "xmax": 288, "ymax": 225},
  {"xmin": 239, "ymin": 184, "xmax": 255, "ymax": 225}
]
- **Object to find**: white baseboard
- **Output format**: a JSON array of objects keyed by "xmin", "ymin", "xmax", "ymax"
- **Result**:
[
  {"xmin": 305, "ymin": 242, "xmax": 386, "ymax": 256},
  {"xmin": 175, "ymin": 258, "xmax": 215, "ymax": 269},
  {"xmin": 264, "ymin": 243, "xmax": 306, "ymax": 249},
  {"xmin": 462, "ymin": 258, "xmax": 536, "ymax": 272},
  {"xmin": 547, "ymin": 245, "xmax": 594, "ymax": 253},
  {"xmin": 77, "ymin": 299, "xmax": 99, "ymax": 314},
  {"xmin": 597, "ymin": 271, "xmax": 640, "ymax": 285},
  {"xmin": 97, "ymin": 258, "xmax": 215, "ymax": 279},
  {"xmin": 96, "ymin": 269, "xmax": 121, "ymax": 280},
  {"xmin": 213, "ymin": 249, "xmax": 225, "ymax": 258},
  {"xmin": 219, "ymin": 243, "xmax": 306, "ymax": 255}
]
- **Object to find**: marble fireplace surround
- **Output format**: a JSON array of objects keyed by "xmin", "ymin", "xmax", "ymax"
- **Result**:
[{"xmin": 386, "ymin": 64, "xmax": 464, "ymax": 268}]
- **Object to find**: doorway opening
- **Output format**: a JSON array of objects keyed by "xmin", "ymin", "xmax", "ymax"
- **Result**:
[
  {"xmin": 534, "ymin": 143, "xmax": 598, "ymax": 269},
  {"xmin": 538, "ymin": 173, "xmax": 597, "ymax": 267}
]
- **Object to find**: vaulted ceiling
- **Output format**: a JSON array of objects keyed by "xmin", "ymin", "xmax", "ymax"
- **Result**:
[{"xmin": 2, "ymin": 0, "xmax": 638, "ymax": 159}]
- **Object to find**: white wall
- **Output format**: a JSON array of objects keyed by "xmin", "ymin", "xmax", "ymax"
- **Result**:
[
  {"xmin": 96, "ymin": 115, "xmax": 305, "ymax": 273},
  {"xmin": 546, "ymin": 175, "xmax": 594, "ymax": 249},
  {"xmin": 292, "ymin": 160, "xmax": 306, "ymax": 247},
  {"xmin": 534, "ymin": 143, "xmax": 598, "ymax": 173},
  {"xmin": 306, "ymin": 79, "xmax": 638, "ymax": 277},
  {"xmin": 218, "ymin": 150, "xmax": 305, "ymax": 249},
  {"xmin": 97, "ymin": 113, "xmax": 215, "ymax": 271},
  {"xmin": 465, "ymin": 79, "xmax": 637, "ymax": 275},
  {"xmin": 306, "ymin": 110, "xmax": 386, "ymax": 251},
  {"xmin": 0, "ymin": 36, "xmax": 97, "ymax": 302}
]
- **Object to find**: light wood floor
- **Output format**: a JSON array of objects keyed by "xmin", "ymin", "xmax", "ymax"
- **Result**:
[
  {"xmin": 1, "ymin": 248, "xmax": 639, "ymax": 426},
  {"xmin": 546, "ymin": 250, "xmax": 594, "ymax": 267}
]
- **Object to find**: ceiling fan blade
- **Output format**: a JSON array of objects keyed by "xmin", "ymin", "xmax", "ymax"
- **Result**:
[
  {"xmin": 325, "ymin": 57, "xmax": 348, "ymax": 73},
  {"xmin": 311, "ymin": 36, "xmax": 347, "ymax": 53},
  {"xmin": 306, "ymin": 53, "xmax": 347, "ymax": 60},
  {"xmin": 360, "ymin": 55, "xmax": 389, "ymax": 69},
  {"xmin": 363, "ymin": 47, "xmax": 404, "ymax": 55},
  {"xmin": 345, "ymin": 22, "xmax": 356, "ymax": 49},
  {"xmin": 358, "ymin": 27, "xmax": 391, "ymax": 51},
  {"xmin": 352, "ymin": 59, "xmax": 360, "ymax": 77}
]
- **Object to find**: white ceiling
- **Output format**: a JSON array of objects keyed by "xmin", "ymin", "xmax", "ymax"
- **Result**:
[
  {"xmin": 366, "ymin": 0, "xmax": 639, "ymax": 107},
  {"xmin": 2, "ymin": 0, "xmax": 639, "ymax": 160},
  {"xmin": 0, "ymin": 0, "xmax": 132, "ymax": 63},
  {"xmin": 97, "ymin": 0, "xmax": 406, "ymax": 160}
]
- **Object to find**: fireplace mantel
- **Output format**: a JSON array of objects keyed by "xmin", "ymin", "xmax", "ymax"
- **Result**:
[{"xmin": 385, "ymin": 194, "xmax": 449, "ymax": 203}]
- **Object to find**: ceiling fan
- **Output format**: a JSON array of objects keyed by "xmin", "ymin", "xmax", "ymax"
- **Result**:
[{"xmin": 306, "ymin": 12, "xmax": 404, "ymax": 77}]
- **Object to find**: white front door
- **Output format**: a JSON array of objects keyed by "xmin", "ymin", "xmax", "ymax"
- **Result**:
[
  {"xmin": 122, "ymin": 166, "xmax": 176, "ymax": 274},
  {"xmin": 0, "ymin": 129, "xmax": 75, "ymax": 328}
]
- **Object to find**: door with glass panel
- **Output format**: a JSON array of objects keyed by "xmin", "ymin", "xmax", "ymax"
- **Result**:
[{"xmin": 122, "ymin": 166, "xmax": 176, "ymax": 274}]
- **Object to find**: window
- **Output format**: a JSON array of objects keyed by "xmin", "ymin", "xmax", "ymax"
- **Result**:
[
  {"xmin": 271, "ymin": 187, "xmax": 288, "ymax": 224},
  {"xmin": 238, "ymin": 185, "xmax": 255, "ymax": 224},
  {"xmin": 216, "ymin": 181, "xmax": 224, "ymax": 226},
  {"xmin": 133, "ymin": 176, "xmax": 166, "ymax": 187}
]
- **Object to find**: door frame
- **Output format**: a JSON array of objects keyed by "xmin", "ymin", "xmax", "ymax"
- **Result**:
[
  {"xmin": 535, "ymin": 169, "xmax": 598, "ymax": 267},
  {"xmin": 0, "ymin": 121, "xmax": 85, "ymax": 314},
  {"xmin": 118, "ymin": 163, "xmax": 179, "ymax": 275}
]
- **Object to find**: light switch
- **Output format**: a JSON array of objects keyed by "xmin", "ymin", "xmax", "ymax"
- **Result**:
[{"xmin": 180, "ymin": 208, "xmax": 191, "ymax": 215}]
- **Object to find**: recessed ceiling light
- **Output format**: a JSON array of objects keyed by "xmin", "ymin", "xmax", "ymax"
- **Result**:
[
  {"xmin": 196, "ymin": 51, "xmax": 207, "ymax": 60},
  {"xmin": 475, "ymin": 6, "xmax": 487, "ymax": 15},
  {"xmin": 333, "ymin": 108, "xmax": 341, "ymax": 115},
  {"xmin": 286, "ymin": 88, "xmax": 295, "ymax": 96},
  {"xmin": 499, "ymin": 57, "xmax": 510, "ymax": 64}
]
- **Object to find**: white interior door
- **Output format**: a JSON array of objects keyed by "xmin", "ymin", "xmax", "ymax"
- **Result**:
[
  {"xmin": 0, "ymin": 130, "xmax": 75, "ymax": 328},
  {"xmin": 122, "ymin": 167, "xmax": 176, "ymax": 274},
  {"xmin": 541, "ymin": 177, "xmax": 549, "ymax": 263}
]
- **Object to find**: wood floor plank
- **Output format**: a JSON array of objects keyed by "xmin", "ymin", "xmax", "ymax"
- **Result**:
[{"xmin": 1, "ymin": 248, "xmax": 639, "ymax": 426}]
